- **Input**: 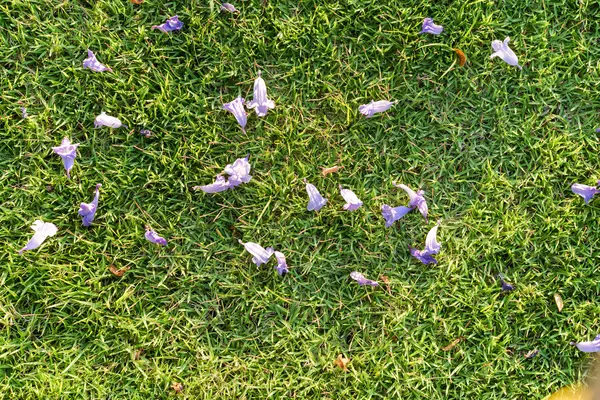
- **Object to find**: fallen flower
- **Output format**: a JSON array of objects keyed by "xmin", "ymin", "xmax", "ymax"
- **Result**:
[
  {"xmin": 305, "ymin": 180, "xmax": 328, "ymax": 212},
  {"xmin": 490, "ymin": 37, "xmax": 522, "ymax": 70},
  {"xmin": 339, "ymin": 185, "xmax": 363, "ymax": 211},
  {"xmin": 198, "ymin": 155, "xmax": 252, "ymax": 193},
  {"xmin": 198, "ymin": 175, "xmax": 231, "ymax": 193},
  {"xmin": 18, "ymin": 220, "xmax": 58, "ymax": 255},
  {"xmin": 78, "ymin": 184, "xmax": 101, "ymax": 227},
  {"xmin": 571, "ymin": 334, "xmax": 600, "ymax": 353},
  {"xmin": 220, "ymin": 3, "xmax": 239, "ymax": 12},
  {"xmin": 145, "ymin": 228, "xmax": 167, "ymax": 246},
  {"xmin": 496, "ymin": 274, "xmax": 514, "ymax": 292},
  {"xmin": 20, "ymin": 107, "xmax": 28, "ymax": 119},
  {"xmin": 52, "ymin": 137, "xmax": 79, "ymax": 179},
  {"xmin": 246, "ymin": 71, "xmax": 275, "ymax": 117},
  {"xmin": 393, "ymin": 182, "xmax": 428, "ymax": 221},
  {"xmin": 239, "ymin": 240, "xmax": 274, "ymax": 267},
  {"xmin": 409, "ymin": 222, "xmax": 441, "ymax": 265},
  {"xmin": 350, "ymin": 271, "xmax": 379, "ymax": 287},
  {"xmin": 83, "ymin": 49, "xmax": 112, "ymax": 72},
  {"xmin": 358, "ymin": 100, "xmax": 397, "ymax": 118},
  {"xmin": 152, "ymin": 15, "xmax": 183, "ymax": 33},
  {"xmin": 321, "ymin": 165, "xmax": 343, "ymax": 177},
  {"xmin": 274, "ymin": 251, "xmax": 289, "ymax": 275},
  {"xmin": 571, "ymin": 183, "xmax": 600, "ymax": 204},
  {"xmin": 420, "ymin": 18, "xmax": 443, "ymax": 35},
  {"xmin": 94, "ymin": 112, "xmax": 127, "ymax": 129},
  {"xmin": 223, "ymin": 96, "xmax": 247, "ymax": 133},
  {"xmin": 381, "ymin": 204, "xmax": 412, "ymax": 227}
]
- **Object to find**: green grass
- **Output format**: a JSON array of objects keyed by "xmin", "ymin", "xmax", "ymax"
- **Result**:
[{"xmin": 1, "ymin": 0, "xmax": 600, "ymax": 398}]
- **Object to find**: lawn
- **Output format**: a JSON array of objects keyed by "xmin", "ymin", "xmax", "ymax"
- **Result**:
[{"xmin": 1, "ymin": 0, "xmax": 600, "ymax": 398}]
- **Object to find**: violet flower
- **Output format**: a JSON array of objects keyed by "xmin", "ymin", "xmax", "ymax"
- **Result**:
[
  {"xmin": 223, "ymin": 96, "xmax": 247, "ymax": 133},
  {"xmin": 78, "ymin": 184, "xmax": 101, "ymax": 227},
  {"xmin": 145, "ymin": 228, "xmax": 167, "ymax": 246},
  {"xmin": 571, "ymin": 334, "xmax": 600, "ymax": 353},
  {"xmin": 381, "ymin": 204, "xmax": 412, "ymax": 227},
  {"xmin": 94, "ymin": 112, "xmax": 127, "ymax": 129},
  {"xmin": 83, "ymin": 49, "xmax": 112, "ymax": 72},
  {"xmin": 394, "ymin": 182, "xmax": 428, "ymax": 221},
  {"xmin": 358, "ymin": 100, "xmax": 397, "ymax": 118},
  {"xmin": 572, "ymin": 183, "xmax": 600, "ymax": 204},
  {"xmin": 198, "ymin": 155, "xmax": 252, "ymax": 193},
  {"xmin": 496, "ymin": 274, "xmax": 514, "ymax": 292},
  {"xmin": 274, "ymin": 251, "xmax": 289, "ymax": 276},
  {"xmin": 246, "ymin": 71, "xmax": 275, "ymax": 117},
  {"xmin": 220, "ymin": 3, "xmax": 239, "ymax": 12},
  {"xmin": 305, "ymin": 179, "xmax": 327, "ymax": 212},
  {"xmin": 52, "ymin": 137, "xmax": 79, "ymax": 179},
  {"xmin": 350, "ymin": 271, "xmax": 379, "ymax": 287},
  {"xmin": 21, "ymin": 107, "xmax": 28, "ymax": 119},
  {"xmin": 18, "ymin": 220, "xmax": 58, "ymax": 255},
  {"xmin": 339, "ymin": 186, "xmax": 363, "ymax": 211},
  {"xmin": 197, "ymin": 175, "xmax": 231, "ymax": 193},
  {"xmin": 490, "ymin": 37, "xmax": 522, "ymax": 70},
  {"xmin": 420, "ymin": 18, "xmax": 443, "ymax": 35},
  {"xmin": 239, "ymin": 240, "xmax": 274, "ymax": 267},
  {"xmin": 152, "ymin": 15, "xmax": 183, "ymax": 33},
  {"xmin": 409, "ymin": 222, "xmax": 441, "ymax": 265}
]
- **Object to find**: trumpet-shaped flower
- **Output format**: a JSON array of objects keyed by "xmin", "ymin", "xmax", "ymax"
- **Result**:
[
  {"xmin": 18, "ymin": 220, "xmax": 58, "ymax": 255},
  {"xmin": 52, "ymin": 137, "xmax": 79, "ymax": 179},
  {"xmin": 490, "ymin": 37, "xmax": 522, "ymax": 69},
  {"xmin": 572, "ymin": 183, "xmax": 600, "ymax": 204},
  {"xmin": 246, "ymin": 72, "xmax": 275, "ymax": 117},
  {"xmin": 420, "ymin": 18, "xmax": 443, "ymax": 35},
  {"xmin": 359, "ymin": 100, "xmax": 397, "ymax": 118},
  {"xmin": 78, "ymin": 184, "xmax": 101, "ymax": 227},
  {"xmin": 350, "ymin": 271, "xmax": 378, "ymax": 287},
  {"xmin": 409, "ymin": 223, "xmax": 441, "ymax": 265},
  {"xmin": 339, "ymin": 186, "xmax": 363, "ymax": 211},
  {"xmin": 305, "ymin": 180, "xmax": 327, "ymax": 212},
  {"xmin": 145, "ymin": 229, "xmax": 167, "ymax": 246},
  {"xmin": 223, "ymin": 96, "xmax": 247, "ymax": 133},
  {"xmin": 274, "ymin": 251, "xmax": 289, "ymax": 275},
  {"xmin": 152, "ymin": 15, "xmax": 183, "ymax": 33},
  {"xmin": 94, "ymin": 112, "xmax": 127, "ymax": 129},
  {"xmin": 239, "ymin": 240, "xmax": 274, "ymax": 267},
  {"xmin": 83, "ymin": 49, "xmax": 112, "ymax": 72}
]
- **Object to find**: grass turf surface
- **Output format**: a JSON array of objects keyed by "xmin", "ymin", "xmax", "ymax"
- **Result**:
[{"xmin": 1, "ymin": 0, "xmax": 600, "ymax": 398}]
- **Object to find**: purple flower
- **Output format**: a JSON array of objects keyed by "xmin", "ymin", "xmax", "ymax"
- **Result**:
[
  {"xmin": 78, "ymin": 184, "xmax": 101, "ymax": 227},
  {"xmin": 305, "ymin": 180, "xmax": 327, "ymax": 212},
  {"xmin": 145, "ymin": 228, "xmax": 167, "ymax": 246},
  {"xmin": 596, "ymin": 128, "xmax": 600, "ymax": 133},
  {"xmin": 419, "ymin": 18, "xmax": 443, "ymax": 35},
  {"xmin": 198, "ymin": 155, "xmax": 252, "ymax": 193},
  {"xmin": 223, "ymin": 96, "xmax": 247, "ymax": 133},
  {"xmin": 152, "ymin": 15, "xmax": 183, "ymax": 33},
  {"xmin": 94, "ymin": 112, "xmax": 127, "ymax": 129},
  {"xmin": 339, "ymin": 186, "xmax": 363, "ymax": 211},
  {"xmin": 572, "ymin": 183, "xmax": 600, "ymax": 204},
  {"xmin": 246, "ymin": 71, "xmax": 275, "ymax": 117},
  {"xmin": 83, "ymin": 49, "xmax": 112, "ymax": 72},
  {"xmin": 220, "ymin": 3, "xmax": 239, "ymax": 12},
  {"xmin": 197, "ymin": 175, "xmax": 232, "ymax": 193},
  {"xmin": 381, "ymin": 204, "xmax": 412, "ymax": 227},
  {"xmin": 274, "ymin": 251, "xmax": 289, "ymax": 275},
  {"xmin": 497, "ymin": 274, "xmax": 514, "ymax": 292},
  {"xmin": 394, "ymin": 182, "xmax": 428, "ymax": 221},
  {"xmin": 409, "ymin": 222, "xmax": 441, "ymax": 265},
  {"xmin": 239, "ymin": 240, "xmax": 274, "ymax": 267},
  {"xmin": 358, "ymin": 100, "xmax": 397, "ymax": 118},
  {"xmin": 571, "ymin": 334, "xmax": 600, "ymax": 353},
  {"xmin": 490, "ymin": 37, "xmax": 522, "ymax": 70},
  {"xmin": 350, "ymin": 271, "xmax": 379, "ymax": 287},
  {"xmin": 52, "ymin": 137, "xmax": 79, "ymax": 179},
  {"xmin": 20, "ymin": 107, "xmax": 28, "ymax": 119},
  {"xmin": 18, "ymin": 220, "xmax": 58, "ymax": 255}
]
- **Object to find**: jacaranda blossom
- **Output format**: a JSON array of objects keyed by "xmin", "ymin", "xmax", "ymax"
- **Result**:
[
  {"xmin": 220, "ymin": 3, "xmax": 238, "ymax": 12},
  {"xmin": 409, "ymin": 222, "xmax": 441, "ymax": 265},
  {"xmin": 274, "ymin": 251, "xmax": 289, "ymax": 275},
  {"xmin": 145, "ymin": 228, "xmax": 167, "ymax": 246},
  {"xmin": 18, "ymin": 220, "xmax": 58, "ymax": 255},
  {"xmin": 78, "ymin": 184, "xmax": 101, "ymax": 227},
  {"xmin": 394, "ymin": 182, "xmax": 428, "ymax": 221},
  {"xmin": 490, "ymin": 37, "xmax": 522, "ymax": 70},
  {"xmin": 246, "ymin": 72, "xmax": 275, "ymax": 117},
  {"xmin": 94, "ymin": 112, "xmax": 127, "ymax": 129},
  {"xmin": 420, "ymin": 18, "xmax": 443, "ymax": 35},
  {"xmin": 305, "ymin": 180, "xmax": 327, "ymax": 212},
  {"xmin": 497, "ymin": 274, "xmax": 514, "ymax": 292},
  {"xmin": 21, "ymin": 107, "xmax": 27, "ymax": 119},
  {"xmin": 358, "ymin": 100, "xmax": 397, "ymax": 118},
  {"xmin": 572, "ymin": 334, "xmax": 600, "ymax": 353},
  {"xmin": 571, "ymin": 183, "xmax": 600, "ymax": 204},
  {"xmin": 52, "ymin": 137, "xmax": 79, "ymax": 179},
  {"xmin": 198, "ymin": 175, "xmax": 231, "ymax": 193},
  {"xmin": 339, "ymin": 186, "xmax": 363, "ymax": 211},
  {"xmin": 223, "ymin": 96, "xmax": 247, "ymax": 133},
  {"xmin": 381, "ymin": 205, "xmax": 413, "ymax": 227},
  {"xmin": 350, "ymin": 271, "xmax": 379, "ymax": 287},
  {"xmin": 199, "ymin": 156, "xmax": 252, "ymax": 193},
  {"xmin": 83, "ymin": 49, "xmax": 112, "ymax": 72},
  {"xmin": 239, "ymin": 240, "xmax": 274, "ymax": 267},
  {"xmin": 152, "ymin": 15, "xmax": 183, "ymax": 33}
]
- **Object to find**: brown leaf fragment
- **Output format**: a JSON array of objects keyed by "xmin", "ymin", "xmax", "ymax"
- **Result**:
[
  {"xmin": 554, "ymin": 293, "xmax": 564, "ymax": 312},
  {"xmin": 322, "ymin": 166, "xmax": 343, "ymax": 177},
  {"xmin": 442, "ymin": 337, "xmax": 463, "ymax": 351},
  {"xmin": 380, "ymin": 275, "xmax": 392, "ymax": 294},
  {"xmin": 171, "ymin": 382, "xmax": 183, "ymax": 393},
  {"xmin": 134, "ymin": 349, "xmax": 143, "ymax": 360},
  {"xmin": 130, "ymin": 0, "xmax": 144, "ymax": 4},
  {"xmin": 334, "ymin": 354, "xmax": 350, "ymax": 372},
  {"xmin": 109, "ymin": 265, "xmax": 130, "ymax": 277},
  {"xmin": 453, "ymin": 48, "xmax": 467, "ymax": 67},
  {"xmin": 524, "ymin": 349, "xmax": 539, "ymax": 359}
]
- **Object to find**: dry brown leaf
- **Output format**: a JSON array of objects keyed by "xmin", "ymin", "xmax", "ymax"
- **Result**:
[
  {"xmin": 322, "ymin": 166, "xmax": 343, "ymax": 177},
  {"xmin": 380, "ymin": 275, "xmax": 391, "ymax": 294},
  {"xmin": 453, "ymin": 48, "xmax": 467, "ymax": 67},
  {"xmin": 442, "ymin": 337, "xmax": 463, "ymax": 351},
  {"xmin": 130, "ymin": 0, "xmax": 144, "ymax": 4},
  {"xmin": 134, "ymin": 349, "xmax": 143, "ymax": 360},
  {"xmin": 554, "ymin": 293, "xmax": 564, "ymax": 312},
  {"xmin": 109, "ymin": 265, "xmax": 130, "ymax": 277},
  {"xmin": 171, "ymin": 382, "xmax": 184, "ymax": 393},
  {"xmin": 334, "ymin": 354, "xmax": 350, "ymax": 372}
]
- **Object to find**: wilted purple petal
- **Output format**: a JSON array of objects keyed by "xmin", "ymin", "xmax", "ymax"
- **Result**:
[
  {"xmin": 220, "ymin": 3, "xmax": 238, "ymax": 12},
  {"xmin": 152, "ymin": 15, "xmax": 183, "ymax": 33},
  {"xmin": 572, "ymin": 183, "xmax": 600, "ymax": 204},
  {"xmin": 394, "ymin": 182, "xmax": 428, "ymax": 221},
  {"xmin": 52, "ymin": 137, "xmax": 79, "ymax": 179},
  {"xmin": 420, "ymin": 18, "xmax": 443, "ymax": 35},
  {"xmin": 18, "ymin": 220, "xmax": 58, "ymax": 255},
  {"xmin": 358, "ymin": 100, "xmax": 397, "ymax": 118},
  {"xmin": 305, "ymin": 180, "xmax": 327, "ymax": 212},
  {"xmin": 572, "ymin": 334, "xmax": 600, "ymax": 353},
  {"xmin": 83, "ymin": 49, "xmax": 112, "ymax": 72},
  {"xmin": 78, "ymin": 184, "xmax": 101, "ymax": 227},
  {"xmin": 501, "ymin": 280, "xmax": 514, "ymax": 291},
  {"xmin": 21, "ymin": 107, "xmax": 28, "ymax": 119},
  {"xmin": 410, "ymin": 223, "xmax": 441, "ymax": 265},
  {"xmin": 198, "ymin": 175, "xmax": 231, "ymax": 193},
  {"xmin": 223, "ymin": 96, "xmax": 247, "ymax": 133},
  {"xmin": 339, "ymin": 186, "xmax": 363, "ymax": 211},
  {"xmin": 381, "ymin": 204, "xmax": 412, "ymax": 227},
  {"xmin": 490, "ymin": 37, "xmax": 522, "ymax": 70},
  {"xmin": 145, "ymin": 229, "xmax": 167, "ymax": 246},
  {"xmin": 239, "ymin": 240, "xmax": 274, "ymax": 267},
  {"xmin": 246, "ymin": 71, "xmax": 275, "ymax": 117},
  {"xmin": 224, "ymin": 155, "xmax": 252, "ymax": 187},
  {"xmin": 409, "ymin": 246, "xmax": 438, "ymax": 265},
  {"xmin": 350, "ymin": 271, "xmax": 379, "ymax": 287},
  {"xmin": 596, "ymin": 128, "xmax": 600, "ymax": 133},
  {"xmin": 274, "ymin": 251, "xmax": 289, "ymax": 276},
  {"xmin": 94, "ymin": 112, "xmax": 127, "ymax": 129}
]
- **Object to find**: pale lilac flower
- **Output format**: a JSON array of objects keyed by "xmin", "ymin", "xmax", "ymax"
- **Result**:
[
  {"xmin": 83, "ymin": 49, "xmax": 112, "ymax": 72},
  {"xmin": 571, "ymin": 334, "xmax": 600, "ymax": 352},
  {"xmin": 239, "ymin": 240, "xmax": 274, "ymax": 267},
  {"xmin": 359, "ymin": 100, "xmax": 397, "ymax": 118},
  {"xmin": 198, "ymin": 156, "xmax": 252, "ymax": 193},
  {"xmin": 220, "ymin": 3, "xmax": 238, "ymax": 12},
  {"xmin": 420, "ymin": 18, "xmax": 443, "ymax": 35},
  {"xmin": 572, "ymin": 183, "xmax": 600, "ymax": 204},
  {"xmin": 490, "ymin": 37, "xmax": 522, "ymax": 70},
  {"xmin": 152, "ymin": 15, "xmax": 183, "ymax": 33},
  {"xmin": 94, "ymin": 112, "xmax": 127, "ymax": 129},
  {"xmin": 20, "ymin": 107, "xmax": 27, "ymax": 119},
  {"xmin": 350, "ymin": 271, "xmax": 379, "ymax": 287},
  {"xmin": 145, "ymin": 228, "xmax": 167, "ymax": 246},
  {"xmin": 140, "ymin": 129, "xmax": 152, "ymax": 137},
  {"xmin": 497, "ymin": 274, "xmax": 514, "ymax": 292},
  {"xmin": 246, "ymin": 71, "xmax": 275, "ymax": 117},
  {"xmin": 381, "ymin": 205, "xmax": 412, "ymax": 227},
  {"xmin": 18, "ymin": 220, "xmax": 58, "ymax": 255},
  {"xmin": 274, "ymin": 251, "xmax": 289, "ymax": 276},
  {"xmin": 52, "ymin": 137, "xmax": 79, "ymax": 179},
  {"xmin": 78, "ymin": 184, "xmax": 101, "ymax": 227},
  {"xmin": 305, "ymin": 179, "xmax": 327, "ymax": 212},
  {"xmin": 197, "ymin": 175, "xmax": 231, "ymax": 193},
  {"xmin": 394, "ymin": 182, "xmax": 428, "ymax": 221},
  {"xmin": 339, "ymin": 186, "xmax": 363, "ymax": 211},
  {"xmin": 596, "ymin": 128, "xmax": 600, "ymax": 133},
  {"xmin": 409, "ymin": 222, "xmax": 441, "ymax": 265},
  {"xmin": 223, "ymin": 96, "xmax": 247, "ymax": 133}
]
